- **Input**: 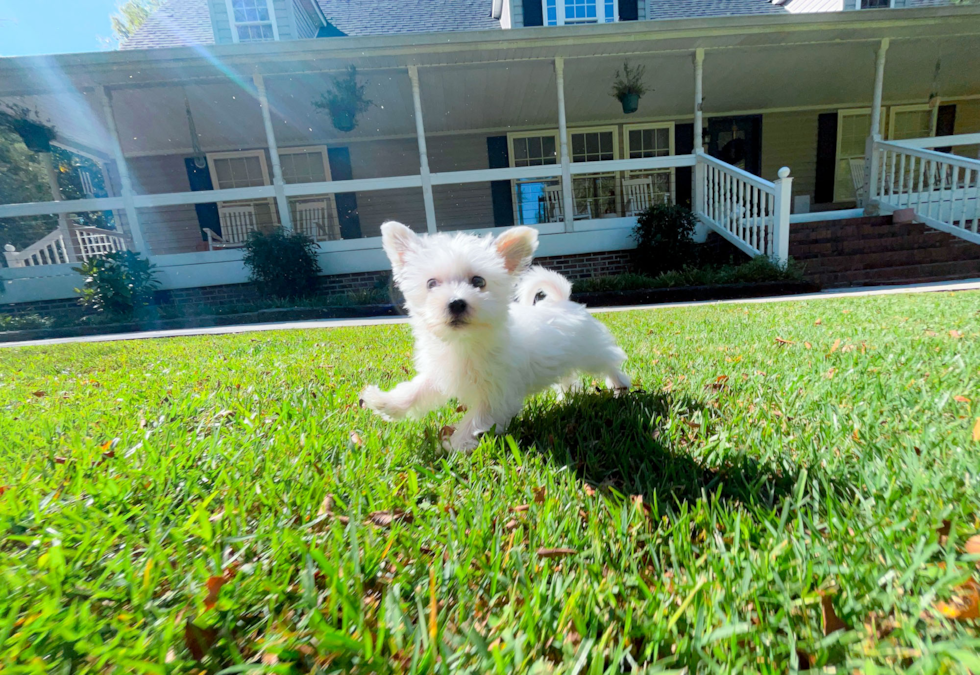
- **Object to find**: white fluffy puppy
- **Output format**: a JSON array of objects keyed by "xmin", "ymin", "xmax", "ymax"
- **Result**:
[{"xmin": 360, "ymin": 221, "xmax": 630, "ymax": 452}]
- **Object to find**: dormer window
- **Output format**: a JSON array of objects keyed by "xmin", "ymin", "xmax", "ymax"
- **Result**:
[
  {"xmin": 227, "ymin": 0, "xmax": 279, "ymax": 42},
  {"xmin": 544, "ymin": 0, "xmax": 617, "ymax": 26}
]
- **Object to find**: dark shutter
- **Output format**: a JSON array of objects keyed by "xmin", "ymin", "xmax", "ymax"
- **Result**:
[
  {"xmin": 327, "ymin": 147, "xmax": 362, "ymax": 239},
  {"xmin": 523, "ymin": 0, "xmax": 543, "ymax": 26},
  {"xmin": 619, "ymin": 0, "xmax": 638, "ymax": 21},
  {"xmin": 934, "ymin": 104, "xmax": 957, "ymax": 153},
  {"xmin": 674, "ymin": 123, "xmax": 694, "ymax": 208},
  {"xmin": 184, "ymin": 158, "xmax": 221, "ymax": 240},
  {"xmin": 814, "ymin": 112, "xmax": 838, "ymax": 204},
  {"xmin": 487, "ymin": 136, "xmax": 515, "ymax": 228}
]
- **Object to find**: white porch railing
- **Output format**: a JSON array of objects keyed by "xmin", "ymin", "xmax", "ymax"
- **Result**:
[
  {"xmin": 870, "ymin": 133, "xmax": 980, "ymax": 246},
  {"xmin": 3, "ymin": 226, "xmax": 74, "ymax": 268},
  {"xmin": 694, "ymin": 151, "xmax": 793, "ymax": 264},
  {"xmin": 75, "ymin": 227, "xmax": 128, "ymax": 262}
]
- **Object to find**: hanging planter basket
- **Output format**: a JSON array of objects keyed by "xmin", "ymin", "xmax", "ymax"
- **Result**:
[
  {"xmin": 619, "ymin": 93, "xmax": 640, "ymax": 115},
  {"xmin": 331, "ymin": 109, "xmax": 357, "ymax": 133},
  {"xmin": 610, "ymin": 61, "xmax": 647, "ymax": 117},
  {"xmin": 313, "ymin": 65, "xmax": 372, "ymax": 134}
]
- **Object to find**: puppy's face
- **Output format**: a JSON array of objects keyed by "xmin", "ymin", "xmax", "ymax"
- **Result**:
[{"xmin": 381, "ymin": 222, "xmax": 538, "ymax": 341}]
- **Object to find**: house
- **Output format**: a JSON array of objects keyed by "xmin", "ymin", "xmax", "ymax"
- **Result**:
[{"xmin": 1, "ymin": 0, "xmax": 978, "ymax": 313}]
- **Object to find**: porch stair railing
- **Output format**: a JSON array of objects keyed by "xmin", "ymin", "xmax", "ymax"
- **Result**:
[
  {"xmin": 870, "ymin": 133, "xmax": 980, "ymax": 246},
  {"xmin": 3, "ymin": 226, "xmax": 74, "ymax": 268},
  {"xmin": 694, "ymin": 150, "xmax": 793, "ymax": 264},
  {"xmin": 75, "ymin": 227, "xmax": 128, "ymax": 262}
]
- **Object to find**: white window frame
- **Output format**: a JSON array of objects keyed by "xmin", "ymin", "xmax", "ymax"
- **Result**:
[
  {"xmin": 888, "ymin": 104, "xmax": 937, "ymax": 141},
  {"xmin": 568, "ymin": 125, "xmax": 620, "ymax": 218},
  {"xmin": 856, "ymin": 0, "xmax": 895, "ymax": 9},
  {"xmin": 278, "ymin": 145, "xmax": 341, "ymax": 239},
  {"xmin": 225, "ymin": 0, "xmax": 280, "ymax": 43},
  {"xmin": 207, "ymin": 149, "xmax": 278, "ymax": 224},
  {"xmin": 623, "ymin": 122, "xmax": 676, "ymax": 204},
  {"xmin": 834, "ymin": 108, "xmax": 872, "ymax": 203},
  {"xmin": 506, "ymin": 130, "xmax": 562, "ymax": 225},
  {"xmin": 542, "ymin": 0, "xmax": 618, "ymax": 26}
]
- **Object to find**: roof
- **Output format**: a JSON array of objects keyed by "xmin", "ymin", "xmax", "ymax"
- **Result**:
[
  {"xmin": 648, "ymin": 0, "xmax": 785, "ymax": 20},
  {"xmin": 315, "ymin": 0, "xmax": 500, "ymax": 36},
  {"xmin": 120, "ymin": 0, "xmax": 215, "ymax": 51}
]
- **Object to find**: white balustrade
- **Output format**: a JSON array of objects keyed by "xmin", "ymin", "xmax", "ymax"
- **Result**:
[
  {"xmin": 871, "ymin": 135, "xmax": 980, "ymax": 245},
  {"xmin": 3, "ymin": 227, "xmax": 74, "ymax": 268},
  {"xmin": 694, "ymin": 151, "xmax": 792, "ymax": 264},
  {"xmin": 75, "ymin": 227, "xmax": 127, "ymax": 262}
]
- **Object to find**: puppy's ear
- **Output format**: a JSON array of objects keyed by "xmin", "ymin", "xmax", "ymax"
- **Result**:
[
  {"xmin": 381, "ymin": 221, "xmax": 419, "ymax": 274},
  {"xmin": 495, "ymin": 226, "xmax": 539, "ymax": 274}
]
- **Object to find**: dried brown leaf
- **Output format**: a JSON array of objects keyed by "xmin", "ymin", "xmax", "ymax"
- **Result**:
[
  {"xmin": 537, "ymin": 547, "xmax": 577, "ymax": 559},
  {"xmin": 456, "ymin": 404, "xmax": 467, "ymax": 413},
  {"xmin": 583, "ymin": 484, "xmax": 596, "ymax": 497},
  {"xmin": 973, "ymin": 418, "xmax": 980, "ymax": 443},
  {"xmin": 504, "ymin": 519, "xmax": 519, "ymax": 531},
  {"xmin": 950, "ymin": 330, "xmax": 964, "ymax": 339},
  {"xmin": 533, "ymin": 486, "xmax": 546, "ymax": 504},
  {"xmin": 318, "ymin": 494, "xmax": 334, "ymax": 517},
  {"xmin": 368, "ymin": 510, "xmax": 414, "ymax": 527},
  {"xmin": 261, "ymin": 652, "xmax": 279, "ymax": 666},
  {"xmin": 184, "ymin": 619, "xmax": 218, "ymax": 661},
  {"xmin": 350, "ymin": 432, "xmax": 364, "ymax": 447},
  {"xmin": 821, "ymin": 595, "xmax": 851, "ymax": 635},
  {"xmin": 32, "ymin": 390, "xmax": 46, "ymax": 398},
  {"xmin": 954, "ymin": 395, "xmax": 971, "ymax": 403},
  {"xmin": 934, "ymin": 579, "xmax": 980, "ymax": 621},
  {"xmin": 0, "ymin": 486, "xmax": 6, "ymax": 497},
  {"xmin": 775, "ymin": 337, "xmax": 794, "ymax": 345},
  {"xmin": 804, "ymin": 342, "xmax": 812, "ymax": 350},
  {"xmin": 204, "ymin": 576, "xmax": 227, "ymax": 610},
  {"xmin": 510, "ymin": 504, "xmax": 530, "ymax": 513},
  {"xmin": 964, "ymin": 534, "xmax": 980, "ymax": 557},
  {"xmin": 54, "ymin": 456, "xmax": 67, "ymax": 464},
  {"xmin": 828, "ymin": 338, "xmax": 841, "ymax": 356},
  {"xmin": 814, "ymin": 319, "xmax": 822, "ymax": 325}
]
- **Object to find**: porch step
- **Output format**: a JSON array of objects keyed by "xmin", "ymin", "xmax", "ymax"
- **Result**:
[{"xmin": 788, "ymin": 215, "xmax": 980, "ymax": 289}]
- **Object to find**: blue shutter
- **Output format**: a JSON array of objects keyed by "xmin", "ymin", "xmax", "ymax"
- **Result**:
[
  {"xmin": 184, "ymin": 158, "xmax": 221, "ymax": 240},
  {"xmin": 327, "ymin": 147, "xmax": 362, "ymax": 239},
  {"xmin": 487, "ymin": 136, "xmax": 515, "ymax": 228},
  {"xmin": 619, "ymin": 0, "xmax": 638, "ymax": 21},
  {"xmin": 814, "ymin": 113, "xmax": 838, "ymax": 204},
  {"xmin": 523, "ymin": 0, "xmax": 544, "ymax": 26},
  {"xmin": 674, "ymin": 124, "xmax": 694, "ymax": 208}
]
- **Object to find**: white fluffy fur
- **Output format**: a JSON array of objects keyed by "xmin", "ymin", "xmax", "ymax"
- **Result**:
[
  {"xmin": 515, "ymin": 265, "xmax": 573, "ymax": 306},
  {"xmin": 360, "ymin": 221, "xmax": 630, "ymax": 452}
]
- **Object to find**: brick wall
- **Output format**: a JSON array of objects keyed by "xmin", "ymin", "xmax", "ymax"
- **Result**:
[{"xmin": 1, "ymin": 250, "xmax": 634, "ymax": 319}]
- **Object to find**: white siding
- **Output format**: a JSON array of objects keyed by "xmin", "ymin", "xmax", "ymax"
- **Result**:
[
  {"xmin": 347, "ymin": 139, "xmax": 427, "ymax": 237},
  {"xmin": 293, "ymin": 0, "xmax": 320, "ymax": 38},
  {"xmin": 128, "ymin": 156, "xmax": 208, "ymax": 256},
  {"xmin": 428, "ymin": 134, "xmax": 495, "ymax": 232},
  {"xmin": 512, "ymin": 0, "xmax": 525, "ymax": 27}
]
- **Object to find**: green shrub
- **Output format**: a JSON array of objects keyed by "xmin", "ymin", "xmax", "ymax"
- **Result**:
[
  {"xmin": 242, "ymin": 228, "xmax": 321, "ymax": 300},
  {"xmin": 631, "ymin": 204, "xmax": 699, "ymax": 276},
  {"xmin": 573, "ymin": 257, "xmax": 803, "ymax": 294},
  {"xmin": 74, "ymin": 251, "xmax": 159, "ymax": 317},
  {"xmin": 0, "ymin": 313, "xmax": 54, "ymax": 332}
]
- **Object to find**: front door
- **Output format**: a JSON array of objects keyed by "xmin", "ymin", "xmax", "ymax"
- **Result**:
[{"xmin": 707, "ymin": 115, "xmax": 763, "ymax": 177}]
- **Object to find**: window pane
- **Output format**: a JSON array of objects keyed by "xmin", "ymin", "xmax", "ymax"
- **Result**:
[
  {"xmin": 230, "ymin": 158, "xmax": 249, "ymax": 184},
  {"xmin": 599, "ymin": 132, "xmax": 612, "ymax": 154},
  {"xmin": 528, "ymin": 137, "xmax": 542, "ymax": 160},
  {"xmin": 215, "ymin": 159, "xmax": 232, "ymax": 186},
  {"xmin": 572, "ymin": 134, "xmax": 585, "ymax": 157},
  {"xmin": 585, "ymin": 133, "xmax": 598, "ymax": 155},
  {"xmin": 542, "ymin": 137, "xmax": 556, "ymax": 161}
]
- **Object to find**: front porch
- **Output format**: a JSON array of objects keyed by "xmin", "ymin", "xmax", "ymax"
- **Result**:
[{"xmin": 2, "ymin": 6, "xmax": 980, "ymax": 308}]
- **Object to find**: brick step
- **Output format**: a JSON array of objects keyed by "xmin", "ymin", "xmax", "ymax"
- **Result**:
[
  {"xmin": 793, "ymin": 238, "xmax": 980, "ymax": 265},
  {"xmin": 790, "ymin": 234, "xmax": 977, "ymax": 260},
  {"xmin": 807, "ymin": 259, "xmax": 980, "ymax": 288},
  {"xmin": 800, "ymin": 246, "xmax": 980, "ymax": 275},
  {"xmin": 789, "ymin": 223, "xmax": 958, "ymax": 245}
]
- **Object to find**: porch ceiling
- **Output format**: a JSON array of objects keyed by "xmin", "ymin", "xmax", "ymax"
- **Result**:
[{"xmin": 1, "ymin": 6, "xmax": 978, "ymax": 154}]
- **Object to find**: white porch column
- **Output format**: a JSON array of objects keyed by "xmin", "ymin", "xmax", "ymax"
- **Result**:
[
  {"xmin": 555, "ymin": 57, "xmax": 574, "ymax": 233},
  {"xmin": 694, "ymin": 48, "xmax": 705, "ymax": 153},
  {"xmin": 99, "ymin": 86, "xmax": 147, "ymax": 255},
  {"xmin": 692, "ymin": 48, "xmax": 708, "ymax": 242},
  {"xmin": 772, "ymin": 167, "xmax": 793, "ymax": 265},
  {"xmin": 408, "ymin": 66, "xmax": 437, "ymax": 234},
  {"xmin": 254, "ymin": 73, "xmax": 293, "ymax": 231},
  {"xmin": 864, "ymin": 38, "xmax": 889, "ymax": 212}
]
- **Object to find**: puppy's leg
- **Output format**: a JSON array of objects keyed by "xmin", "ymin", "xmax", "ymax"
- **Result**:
[
  {"xmin": 360, "ymin": 376, "xmax": 444, "ymax": 421},
  {"xmin": 447, "ymin": 406, "xmax": 495, "ymax": 453},
  {"xmin": 604, "ymin": 369, "xmax": 631, "ymax": 392},
  {"xmin": 553, "ymin": 374, "xmax": 582, "ymax": 402}
]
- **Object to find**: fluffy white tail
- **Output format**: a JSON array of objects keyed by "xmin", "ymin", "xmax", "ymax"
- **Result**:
[{"xmin": 515, "ymin": 266, "xmax": 573, "ymax": 306}]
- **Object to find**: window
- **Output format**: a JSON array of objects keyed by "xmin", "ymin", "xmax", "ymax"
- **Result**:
[
  {"xmin": 889, "ymin": 105, "xmax": 936, "ymax": 141},
  {"xmin": 207, "ymin": 150, "xmax": 279, "ymax": 233},
  {"xmin": 226, "ymin": 0, "xmax": 279, "ymax": 43},
  {"xmin": 569, "ymin": 127, "xmax": 618, "ymax": 218},
  {"xmin": 859, "ymin": 0, "xmax": 893, "ymax": 8},
  {"xmin": 279, "ymin": 147, "xmax": 341, "ymax": 241},
  {"xmin": 625, "ymin": 123, "xmax": 675, "ymax": 205},
  {"xmin": 834, "ymin": 109, "xmax": 871, "ymax": 203},
  {"xmin": 544, "ymin": 0, "xmax": 616, "ymax": 26},
  {"xmin": 508, "ymin": 132, "xmax": 560, "ymax": 225}
]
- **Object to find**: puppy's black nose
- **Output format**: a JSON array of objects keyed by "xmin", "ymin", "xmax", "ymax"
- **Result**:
[{"xmin": 448, "ymin": 298, "xmax": 468, "ymax": 316}]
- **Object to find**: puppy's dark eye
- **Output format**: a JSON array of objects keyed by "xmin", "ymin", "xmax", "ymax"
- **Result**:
[
  {"xmin": 426, "ymin": 279, "xmax": 438, "ymax": 290},
  {"xmin": 471, "ymin": 276, "xmax": 486, "ymax": 289},
  {"xmin": 533, "ymin": 291, "xmax": 547, "ymax": 305}
]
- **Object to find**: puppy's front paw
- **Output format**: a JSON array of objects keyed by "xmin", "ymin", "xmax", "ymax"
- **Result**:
[
  {"xmin": 359, "ymin": 385, "xmax": 397, "ymax": 421},
  {"xmin": 449, "ymin": 427, "xmax": 480, "ymax": 454}
]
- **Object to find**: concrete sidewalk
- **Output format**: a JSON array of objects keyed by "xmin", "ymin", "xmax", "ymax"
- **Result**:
[{"xmin": 3, "ymin": 278, "xmax": 978, "ymax": 349}]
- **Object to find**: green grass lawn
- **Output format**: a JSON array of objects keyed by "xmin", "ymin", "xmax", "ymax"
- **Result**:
[{"xmin": 1, "ymin": 291, "xmax": 979, "ymax": 674}]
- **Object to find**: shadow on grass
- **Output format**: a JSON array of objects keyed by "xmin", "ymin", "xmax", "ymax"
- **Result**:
[{"xmin": 510, "ymin": 389, "xmax": 801, "ymax": 509}]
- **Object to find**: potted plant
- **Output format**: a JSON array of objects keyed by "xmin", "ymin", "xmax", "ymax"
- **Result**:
[
  {"xmin": 313, "ymin": 65, "xmax": 372, "ymax": 133},
  {"xmin": 0, "ymin": 104, "xmax": 57, "ymax": 153},
  {"xmin": 610, "ymin": 61, "xmax": 647, "ymax": 115}
]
